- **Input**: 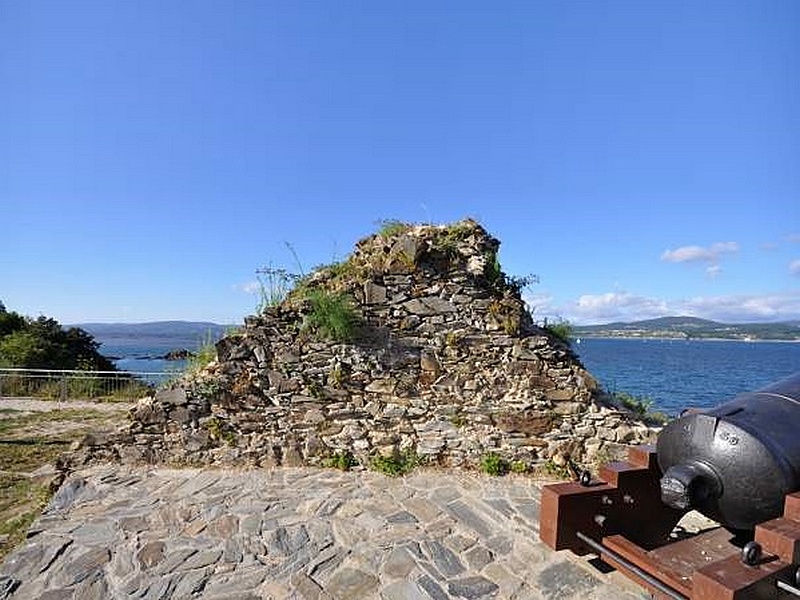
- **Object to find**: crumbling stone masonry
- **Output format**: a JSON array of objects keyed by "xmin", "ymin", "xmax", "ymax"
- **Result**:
[{"xmin": 76, "ymin": 220, "xmax": 656, "ymax": 471}]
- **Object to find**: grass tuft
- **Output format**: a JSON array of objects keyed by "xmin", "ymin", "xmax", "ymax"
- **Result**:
[
  {"xmin": 479, "ymin": 452, "xmax": 508, "ymax": 476},
  {"xmin": 370, "ymin": 449, "xmax": 419, "ymax": 477},
  {"xmin": 303, "ymin": 289, "xmax": 360, "ymax": 342}
]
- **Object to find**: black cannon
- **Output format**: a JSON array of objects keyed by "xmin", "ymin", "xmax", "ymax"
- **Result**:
[
  {"xmin": 659, "ymin": 372, "xmax": 800, "ymax": 531},
  {"xmin": 540, "ymin": 372, "xmax": 800, "ymax": 600}
]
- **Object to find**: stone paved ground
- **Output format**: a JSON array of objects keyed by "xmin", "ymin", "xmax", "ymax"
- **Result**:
[{"xmin": 0, "ymin": 465, "xmax": 649, "ymax": 599}]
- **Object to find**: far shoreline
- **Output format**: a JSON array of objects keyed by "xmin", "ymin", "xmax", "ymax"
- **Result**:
[{"xmin": 574, "ymin": 335, "xmax": 800, "ymax": 343}]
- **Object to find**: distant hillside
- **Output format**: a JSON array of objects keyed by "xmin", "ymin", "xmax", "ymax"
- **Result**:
[
  {"xmin": 74, "ymin": 321, "xmax": 231, "ymax": 340},
  {"xmin": 72, "ymin": 321, "xmax": 232, "ymax": 358},
  {"xmin": 573, "ymin": 316, "xmax": 800, "ymax": 341}
]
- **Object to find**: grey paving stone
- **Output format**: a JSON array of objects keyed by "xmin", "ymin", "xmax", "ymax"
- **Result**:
[
  {"xmin": 222, "ymin": 537, "xmax": 244, "ymax": 564},
  {"xmin": 154, "ymin": 547, "xmax": 197, "ymax": 575},
  {"xmin": 422, "ymin": 540, "xmax": 466, "ymax": 578},
  {"xmin": 1, "ymin": 536, "xmax": 71, "ymax": 580},
  {"xmin": 536, "ymin": 561, "xmax": 601, "ymax": 600},
  {"xmin": 137, "ymin": 540, "xmax": 166, "ymax": 568},
  {"xmin": 201, "ymin": 567, "xmax": 267, "ymax": 597},
  {"xmin": 381, "ymin": 546, "xmax": 417, "ymax": 579},
  {"xmin": 140, "ymin": 573, "xmax": 176, "ymax": 600},
  {"xmin": 266, "ymin": 525, "xmax": 310, "ymax": 556},
  {"xmin": 482, "ymin": 497, "xmax": 515, "ymax": 519},
  {"xmin": 484, "ymin": 535, "xmax": 513, "ymax": 556},
  {"xmin": 325, "ymin": 567, "xmax": 379, "ymax": 599},
  {"xmin": 36, "ymin": 590, "xmax": 72, "ymax": 600},
  {"xmin": 207, "ymin": 514, "xmax": 239, "ymax": 538},
  {"xmin": 515, "ymin": 500, "xmax": 541, "ymax": 525},
  {"xmin": 448, "ymin": 575, "xmax": 500, "ymax": 599},
  {"xmin": 481, "ymin": 563, "xmax": 525, "ymax": 598},
  {"xmin": 464, "ymin": 545, "xmax": 493, "ymax": 570},
  {"xmin": 381, "ymin": 579, "xmax": 429, "ymax": 600},
  {"xmin": 239, "ymin": 512, "xmax": 262, "ymax": 535},
  {"xmin": 417, "ymin": 574, "xmax": 449, "ymax": 600},
  {"xmin": 306, "ymin": 547, "xmax": 349, "ymax": 580},
  {"xmin": 170, "ymin": 567, "xmax": 212, "ymax": 598},
  {"xmin": 316, "ymin": 497, "xmax": 344, "ymax": 517},
  {"xmin": 48, "ymin": 478, "xmax": 93, "ymax": 512},
  {"xmin": 444, "ymin": 533, "xmax": 477, "ymax": 553},
  {"xmin": 180, "ymin": 549, "xmax": 223, "ymax": 571},
  {"xmin": 402, "ymin": 497, "xmax": 443, "ymax": 522},
  {"xmin": 73, "ymin": 569, "xmax": 109, "ymax": 600},
  {"xmin": 70, "ymin": 520, "xmax": 117, "ymax": 545},
  {"xmin": 387, "ymin": 510, "xmax": 419, "ymax": 524},
  {"xmin": 174, "ymin": 472, "xmax": 221, "ymax": 496},
  {"xmin": 445, "ymin": 500, "xmax": 493, "ymax": 537},
  {"xmin": 291, "ymin": 571, "xmax": 324, "ymax": 599},
  {"xmin": 119, "ymin": 515, "xmax": 149, "ymax": 532},
  {"xmin": 52, "ymin": 546, "xmax": 110, "ymax": 587}
]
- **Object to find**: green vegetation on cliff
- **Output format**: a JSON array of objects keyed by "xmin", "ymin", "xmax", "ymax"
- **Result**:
[{"xmin": 0, "ymin": 302, "xmax": 117, "ymax": 370}]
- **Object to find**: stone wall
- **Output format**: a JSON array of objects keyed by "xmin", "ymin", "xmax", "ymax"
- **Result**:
[{"xmin": 78, "ymin": 220, "xmax": 657, "ymax": 471}]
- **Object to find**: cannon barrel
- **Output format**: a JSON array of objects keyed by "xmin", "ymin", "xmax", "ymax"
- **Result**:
[{"xmin": 657, "ymin": 371, "xmax": 800, "ymax": 530}]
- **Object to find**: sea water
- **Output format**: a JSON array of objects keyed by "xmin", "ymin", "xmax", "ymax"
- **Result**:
[{"xmin": 576, "ymin": 338, "xmax": 800, "ymax": 415}]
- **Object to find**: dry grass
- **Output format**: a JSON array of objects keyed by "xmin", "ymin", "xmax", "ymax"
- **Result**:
[{"xmin": 0, "ymin": 406, "xmax": 128, "ymax": 561}]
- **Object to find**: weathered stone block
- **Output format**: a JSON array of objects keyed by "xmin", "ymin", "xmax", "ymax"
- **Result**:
[{"xmin": 363, "ymin": 281, "xmax": 387, "ymax": 305}]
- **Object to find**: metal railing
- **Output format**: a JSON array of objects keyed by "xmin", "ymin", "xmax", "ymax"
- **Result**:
[{"xmin": 0, "ymin": 368, "xmax": 175, "ymax": 402}]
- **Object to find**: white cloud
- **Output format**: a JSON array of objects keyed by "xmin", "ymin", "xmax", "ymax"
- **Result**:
[
  {"xmin": 522, "ymin": 292, "xmax": 557, "ymax": 317},
  {"xmin": 661, "ymin": 242, "xmax": 739, "ymax": 264},
  {"xmin": 706, "ymin": 265, "xmax": 722, "ymax": 279},
  {"xmin": 790, "ymin": 260, "xmax": 800, "ymax": 277},
  {"xmin": 552, "ymin": 290, "xmax": 800, "ymax": 325},
  {"xmin": 569, "ymin": 292, "xmax": 669, "ymax": 324},
  {"xmin": 679, "ymin": 292, "xmax": 800, "ymax": 322},
  {"xmin": 234, "ymin": 281, "xmax": 262, "ymax": 295}
]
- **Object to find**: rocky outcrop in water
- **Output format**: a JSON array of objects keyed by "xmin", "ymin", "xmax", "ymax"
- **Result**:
[{"xmin": 79, "ymin": 220, "xmax": 657, "ymax": 471}]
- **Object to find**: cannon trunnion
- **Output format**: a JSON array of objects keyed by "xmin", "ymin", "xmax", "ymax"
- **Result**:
[{"xmin": 540, "ymin": 373, "xmax": 800, "ymax": 600}]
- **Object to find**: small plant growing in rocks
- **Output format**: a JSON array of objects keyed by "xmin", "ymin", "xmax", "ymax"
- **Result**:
[
  {"xmin": 542, "ymin": 458, "xmax": 571, "ymax": 479},
  {"xmin": 328, "ymin": 366, "xmax": 348, "ymax": 388},
  {"xmin": 611, "ymin": 391, "xmax": 670, "ymax": 425},
  {"xmin": 321, "ymin": 450, "xmax": 357, "ymax": 471},
  {"xmin": 205, "ymin": 416, "xmax": 237, "ymax": 446},
  {"xmin": 543, "ymin": 318, "xmax": 573, "ymax": 345},
  {"xmin": 370, "ymin": 449, "xmax": 419, "ymax": 477},
  {"xmin": 303, "ymin": 289, "xmax": 361, "ymax": 342},
  {"xmin": 255, "ymin": 265, "xmax": 300, "ymax": 311},
  {"xmin": 449, "ymin": 413, "xmax": 468, "ymax": 428},
  {"xmin": 479, "ymin": 452, "xmax": 508, "ymax": 476},
  {"xmin": 509, "ymin": 460, "xmax": 528, "ymax": 474},
  {"xmin": 377, "ymin": 219, "xmax": 413, "ymax": 238}
]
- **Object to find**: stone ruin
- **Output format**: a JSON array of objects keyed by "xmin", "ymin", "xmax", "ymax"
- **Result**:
[{"xmin": 77, "ymin": 219, "xmax": 657, "ymax": 472}]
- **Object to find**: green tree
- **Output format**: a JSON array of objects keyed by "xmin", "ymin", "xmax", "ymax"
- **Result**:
[
  {"xmin": 0, "ymin": 306, "xmax": 26, "ymax": 338},
  {"xmin": 0, "ymin": 308, "xmax": 116, "ymax": 371}
]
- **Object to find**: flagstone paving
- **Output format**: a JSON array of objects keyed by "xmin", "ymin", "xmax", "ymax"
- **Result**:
[{"xmin": 0, "ymin": 465, "xmax": 649, "ymax": 599}]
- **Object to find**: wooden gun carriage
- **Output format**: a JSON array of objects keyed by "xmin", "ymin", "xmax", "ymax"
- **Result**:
[{"xmin": 540, "ymin": 373, "xmax": 800, "ymax": 599}]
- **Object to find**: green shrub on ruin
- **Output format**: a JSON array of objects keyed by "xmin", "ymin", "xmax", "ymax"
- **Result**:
[
  {"xmin": 544, "ymin": 318, "xmax": 573, "ymax": 345},
  {"xmin": 303, "ymin": 289, "xmax": 361, "ymax": 342},
  {"xmin": 321, "ymin": 450, "xmax": 357, "ymax": 471},
  {"xmin": 479, "ymin": 452, "xmax": 509, "ymax": 476},
  {"xmin": 370, "ymin": 448, "xmax": 419, "ymax": 477}
]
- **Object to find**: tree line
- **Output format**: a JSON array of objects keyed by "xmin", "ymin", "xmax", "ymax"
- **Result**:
[{"xmin": 0, "ymin": 301, "xmax": 116, "ymax": 371}]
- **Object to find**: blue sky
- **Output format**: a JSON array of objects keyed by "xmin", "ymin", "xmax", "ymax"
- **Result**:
[{"xmin": 2, "ymin": 1, "xmax": 798, "ymax": 325}]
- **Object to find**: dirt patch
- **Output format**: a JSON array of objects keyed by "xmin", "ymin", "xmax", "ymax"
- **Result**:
[{"xmin": 0, "ymin": 403, "xmax": 130, "ymax": 561}]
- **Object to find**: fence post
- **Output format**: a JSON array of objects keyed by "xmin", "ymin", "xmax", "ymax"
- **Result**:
[{"xmin": 60, "ymin": 373, "xmax": 67, "ymax": 403}]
